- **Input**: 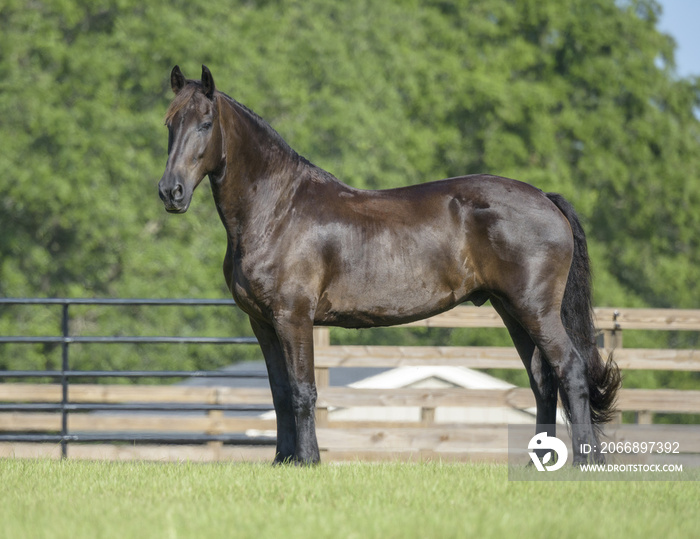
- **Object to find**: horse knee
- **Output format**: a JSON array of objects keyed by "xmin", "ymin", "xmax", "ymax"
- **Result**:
[{"xmin": 292, "ymin": 382, "xmax": 317, "ymax": 418}]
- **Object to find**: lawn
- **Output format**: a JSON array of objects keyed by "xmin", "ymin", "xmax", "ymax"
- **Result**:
[{"xmin": 0, "ymin": 459, "xmax": 697, "ymax": 538}]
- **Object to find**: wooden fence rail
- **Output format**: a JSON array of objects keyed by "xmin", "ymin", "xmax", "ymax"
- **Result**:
[
  {"xmin": 1, "ymin": 304, "xmax": 698, "ymax": 462},
  {"xmin": 1, "ymin": 382, "xmax": 698, "ymax": 462},
  {"xmin": 395, "ymin": 305, "xmax": 700, "ymax": 331},
  {"xmin": 314, "ymin": 345, "xmax": 699, "ymax": 370},
  {"xmin": 309, "ymin": 305, "xmax": 700, "ymax": 458},
  {"xmin": 2, "ymin": 385, "xmax": 699, "ymax": 420}
]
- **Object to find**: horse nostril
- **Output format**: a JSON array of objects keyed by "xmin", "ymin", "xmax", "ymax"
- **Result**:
[{"xmin": 171, "ymin": 183, "xmax": 184, "ymax": 201}]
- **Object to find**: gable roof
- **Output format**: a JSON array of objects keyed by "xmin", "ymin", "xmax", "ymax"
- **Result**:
[{"xmin": 347, "ymin": 366, "xmax": 517, "ymax": 390}]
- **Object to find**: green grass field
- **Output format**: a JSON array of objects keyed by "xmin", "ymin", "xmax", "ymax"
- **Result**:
[{"xmin": 0, "ymin": 459, "xmax": 697, "ymax": 539}]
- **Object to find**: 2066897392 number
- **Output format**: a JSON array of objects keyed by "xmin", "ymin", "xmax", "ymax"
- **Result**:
[{"xmin": 600, "ymin": 441, "xmax": 680, "ymax": 454}]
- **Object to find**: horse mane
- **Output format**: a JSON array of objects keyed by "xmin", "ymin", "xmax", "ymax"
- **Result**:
[
  {"xmin": 218, "ymin": 92, "xmax": 332, "ymax": 177},
  {"xmin": 219, "ymin": 92, "xmax": 296, "ymax": 154}
]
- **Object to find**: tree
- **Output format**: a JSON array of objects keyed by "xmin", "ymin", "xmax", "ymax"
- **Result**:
[{"xmin": 0, "ymin": 0, "xmax": 698, "ymax": 374}]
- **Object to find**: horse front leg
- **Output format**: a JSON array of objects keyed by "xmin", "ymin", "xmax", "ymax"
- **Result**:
[
  {"xmin": 272, "ymin": 316, "xmax": 320, "ymax": 465},
  {"xmin": 249, "ymin": 318, "xmax": 297, "ymax": 464}
]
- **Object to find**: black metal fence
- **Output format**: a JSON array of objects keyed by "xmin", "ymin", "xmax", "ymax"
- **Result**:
[{"xmin": 0, "ymin": 298, "xmax": 275, "ymax": 456}]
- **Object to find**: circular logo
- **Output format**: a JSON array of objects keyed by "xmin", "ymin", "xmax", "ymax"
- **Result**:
[{"xmin": 528, "ymin": 432, "xmax": 568, "ymax": 471}]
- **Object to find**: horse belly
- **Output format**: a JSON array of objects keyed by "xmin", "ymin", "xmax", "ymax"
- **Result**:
[{"xmin": 314, "ymin": 236, "xmax": 476, "ymax": 328}]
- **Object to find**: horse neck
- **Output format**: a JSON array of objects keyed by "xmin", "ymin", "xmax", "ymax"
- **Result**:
[{"xmin": 212, "ymin": 96, "xmax": 306, "ymax": 234}]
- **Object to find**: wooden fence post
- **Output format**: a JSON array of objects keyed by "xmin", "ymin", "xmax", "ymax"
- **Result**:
[
  {"xmin": 601, "ymin": 310, "xmax": 624, "ymax": 424},
  {"xmin": 207, "ymin": 387, "xmax": 224, "ymax": 459},
  {"xmin": 602, "ymin": 310, "xmax": 622, "ymax": 350},
  {"xmin": 636, "ymin": 411, "xmax": 653, "ymax": 424},
  {"xmin": 313, "ymin": 327, "xmax": 331, "ymax": 427},
  {"xmin": 421, "ymin": 407, "xmax": 436, "ymax": 426},
  {"xmin": 207, "ymin": 409, "xmax": 224, "ymax": 459}
]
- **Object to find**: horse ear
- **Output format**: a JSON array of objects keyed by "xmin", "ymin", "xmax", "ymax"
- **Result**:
[
  {"xmin": 201, "ymin": 65, "xmax": 215, "ymax": 99},
  {"xmin": 171, "ymin": 65, "xmax": 186, "ymax": 95}
]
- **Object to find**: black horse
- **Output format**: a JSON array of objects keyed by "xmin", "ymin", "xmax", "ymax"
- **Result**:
[{"xmin": 158, "ymin": 66, "xmax": 620, "ymax": 465}]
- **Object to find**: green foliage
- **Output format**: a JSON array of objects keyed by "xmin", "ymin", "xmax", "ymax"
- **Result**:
[{"xmin": 0, "ymin": 1, "xmax": 698, "ymax": 381}]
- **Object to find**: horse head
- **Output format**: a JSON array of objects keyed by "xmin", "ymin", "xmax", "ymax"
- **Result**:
[{"xmin": 158, "ymin": 65, "xmax": 223, "ymax": 213}]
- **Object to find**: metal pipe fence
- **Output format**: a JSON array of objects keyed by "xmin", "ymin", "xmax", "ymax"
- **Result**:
[{"xmin": 0, "ymin": 298, "xmax": 275, "ymax": 456}]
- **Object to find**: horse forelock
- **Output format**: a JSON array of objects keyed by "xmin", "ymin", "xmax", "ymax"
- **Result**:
[{"xmin": 164, "ymin": 83, "xmax": 202, "ymax": 125}]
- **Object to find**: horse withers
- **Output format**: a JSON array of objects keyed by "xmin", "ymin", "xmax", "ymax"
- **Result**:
[{"xmin": 158, "ymin": 65, "xmax": 621, "ymax": 465}]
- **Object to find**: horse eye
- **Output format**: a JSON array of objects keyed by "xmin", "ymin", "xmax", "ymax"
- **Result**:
[{"xmin": 199, "ymin": 121, "xmax": 213, "ymax": 132}]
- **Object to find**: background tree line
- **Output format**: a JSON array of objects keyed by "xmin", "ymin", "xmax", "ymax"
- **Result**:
[{"xmin": 0, "ymin": 0, "xmax": 698, "ymax": 400}]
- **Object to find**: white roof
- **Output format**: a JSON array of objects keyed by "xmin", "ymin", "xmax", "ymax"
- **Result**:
[{"xmin": 348, "ymin": 365, "xmax": 517, "ymax": 390}]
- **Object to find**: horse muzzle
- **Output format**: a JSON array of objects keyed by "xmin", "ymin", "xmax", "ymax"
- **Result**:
[{"xmin": 158, "ymin": 176, "xmax": 191, "ymax": 213}]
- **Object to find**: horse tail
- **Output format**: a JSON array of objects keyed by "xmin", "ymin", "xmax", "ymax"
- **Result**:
[{"xmin": 546, "ymin": 193, "xmax": 622, "ymax": 425}]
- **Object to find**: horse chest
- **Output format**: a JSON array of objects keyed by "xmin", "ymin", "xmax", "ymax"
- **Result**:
[{"xmin": 224, "ymin": 251, "xmax": 280, "ymax": 320}]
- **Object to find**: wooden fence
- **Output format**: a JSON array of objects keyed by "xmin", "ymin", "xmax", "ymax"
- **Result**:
[{"xmin": 1, "ymin": 306, "xmax": 699, "ymax": 462}]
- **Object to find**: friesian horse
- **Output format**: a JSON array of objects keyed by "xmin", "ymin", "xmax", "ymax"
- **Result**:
[{"xmin": 158, "ymin": 65, "xmax": 620, "ymax": 465}]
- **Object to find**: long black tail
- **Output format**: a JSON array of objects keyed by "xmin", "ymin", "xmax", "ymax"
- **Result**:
[{"xmin": 546, "ymin": 193, "xmax": 622, "ymax": 425}]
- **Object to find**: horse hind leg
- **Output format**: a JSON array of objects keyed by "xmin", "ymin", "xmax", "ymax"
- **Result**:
[
  {"xmin": 517, "ymin": 307, "xmax": 601, "ymax": 463},
  {"xmin": 529, "ymin": 349, "xmax": 558, "ymax": 429},
  {"xmin": 491, "ymin": 286, "xmax": 601, "ymax": 464},
  {"xmin": 491, "ymin": 298, "xmax": 558, "ymax": 435}
]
